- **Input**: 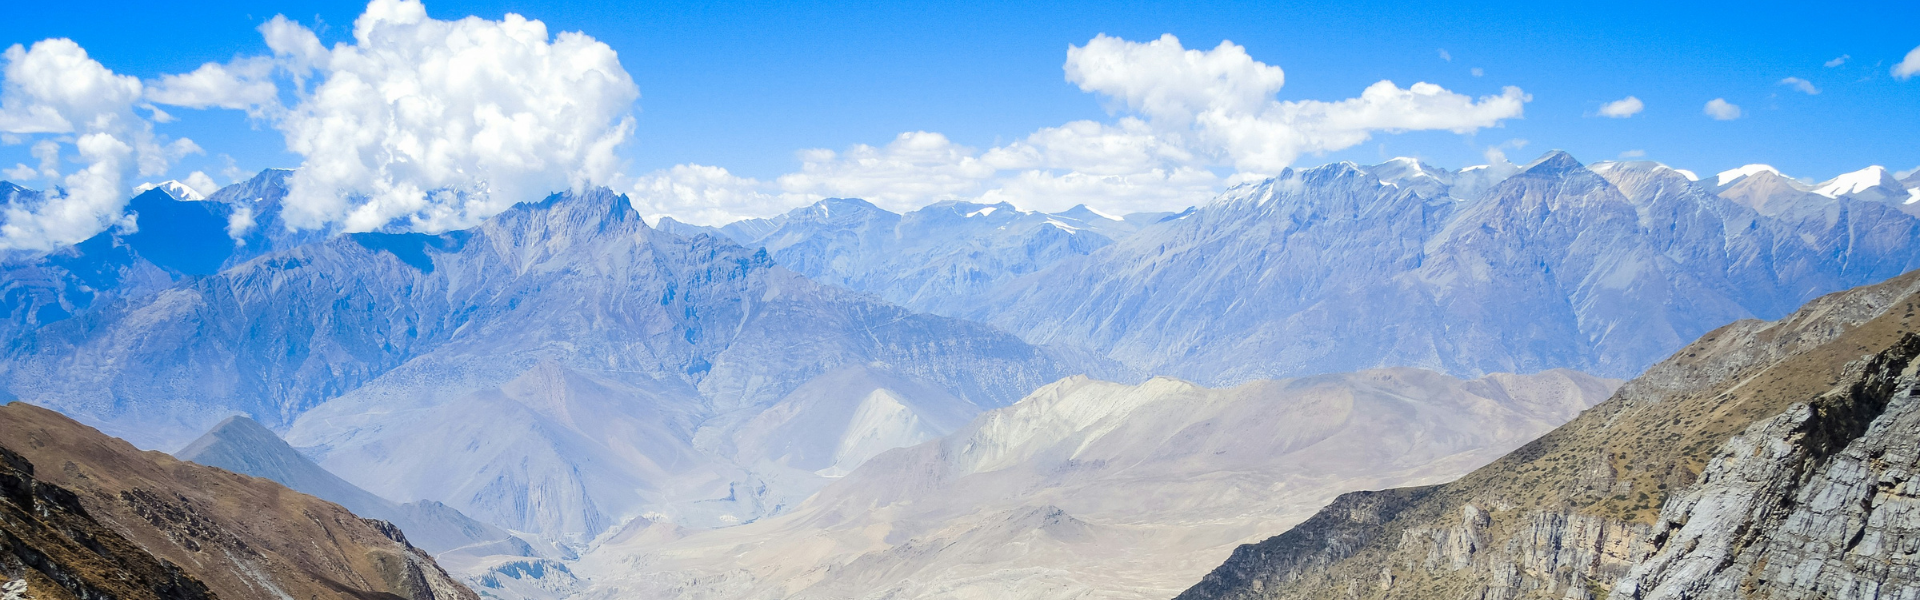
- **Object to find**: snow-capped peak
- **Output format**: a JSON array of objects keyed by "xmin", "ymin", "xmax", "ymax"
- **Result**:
[
  {"xmin": 135, "ymin": 180, "xmax": 206, "ymax": 201},
  {"xmin": 1715, "ymin": 164, "xmax": 1783, "ymax": 187},
  {"xmin": 1813, "ymin": 166, "xmax": 1899, "ymax": 199}
]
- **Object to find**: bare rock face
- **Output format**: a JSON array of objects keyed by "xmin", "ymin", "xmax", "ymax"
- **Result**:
[
  {"xmin": 1177, "ymin": 269, "xmax": 1920, "ymax": 600},
  {"xmin": 1611, "ymin": 334, "xmax": 1920, "ymax": 599},
  {"xmin": 0, "ymin": 402, "xmax": 477, "ymax": 600}
]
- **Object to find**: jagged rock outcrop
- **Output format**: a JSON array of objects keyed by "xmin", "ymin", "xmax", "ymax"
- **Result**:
[
  {"xmin": 1176, "ymin": 269, "xmax": 1920, "ymax": 600},
  {"xmin": 0, "ymin": 402, "xmax": 477, "ymax": 600}
]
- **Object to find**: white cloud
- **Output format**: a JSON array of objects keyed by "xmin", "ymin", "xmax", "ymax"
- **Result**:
[
  {"xmin": 1825, "ymin": 54, "xmax": 1849, "ymax": 68},
  {"xmin": 648, "ymin": 33, "xmax": 1528, "ymax": 219},
  {"xmin": 775, "ymin": 131, "xmax": 999, "ymax": 211},
  {"xmin": 1064, "ymin": 35, "xmax": 1286, "ymax": 127},
  {"xmin": 1703, "ymin": 98, "xmax": 1742, "ymax": 120},
  {"xmin": 1895, "ymin": 45, "xmax": 1920, "ymax": 81},
  {"xmin": 147, "ymin": 57, "xmax": 279, "ymax": 110},
  {"xmin": 1777, "ymin": 77, "xmax": 1819, "ymax": 95},
  {"xmin": 1596, "ymin": 96, "xmax": 1644, "ymax": 118},
  {"xmin": 1471, "ymin": 67, "xmax": 1483, "ymax": 77},
  {"xmin": 629, "ymin": 164, "xmax": 808, "ymax": 227},
  {"xmin": 182, "ymin": 171, "xmax": 220, "ymax": 197},
  {"xmin": 2, "ymin": 164, "xmax": 35, "ymax": 181},
  {"xmin": 158, "ymin": 0, "xmax": 641, "ymax": 233},
  {"xmin": 1619, "ymin": 149, "xmax": 1646, "ymax": 158},
  {"xmin": 1437, "ymin": 48, "xmax": 1451, "ymax": 62},
  {"xmin": 0, "ymin": 39, "xmax": 194, "ymax": 251},
  {"xmin": 1063, "ymin": 34, "xmax": 1526, "ymax": 174}
]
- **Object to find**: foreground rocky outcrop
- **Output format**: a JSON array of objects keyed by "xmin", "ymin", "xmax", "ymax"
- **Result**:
[
  {"xmin": 0, "ymin": 402, "xmax": 477, "ymax": 600},
  {"xmin": 2, "ymin": 444, "xmax": 215, "ymax": 600},
  {"xmin": 1177, "ymin": 269, "xmax": 1920, "ymax": 599}
]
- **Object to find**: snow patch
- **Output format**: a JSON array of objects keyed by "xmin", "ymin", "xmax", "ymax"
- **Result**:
[
  {"xmin": 1813, "ymin": 166, "xmax": 1895, "ymax": 198},
  {"xmin": 967, "ymin": 206, "xmax": 999, "ymax": 218}
]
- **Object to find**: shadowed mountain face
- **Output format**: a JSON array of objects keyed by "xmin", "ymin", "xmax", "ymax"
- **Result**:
[
  {"xmin": 174, "ymin": 415, "xmax": 515, "ymax": 555},
  {"xmin": 0, "ymin": 402, "xmax": 477, "ymax": 600},
  {"xmin": 1176, "ymin": 268, "xmax": 1920, "ymax": 600},
  {"xmin": 965, "ymin": 154, "xmax": 1920, "ymax": 385},
  {"xmin": 1, "ymin": 187, "xmax": 1087, "ymax": 539}
]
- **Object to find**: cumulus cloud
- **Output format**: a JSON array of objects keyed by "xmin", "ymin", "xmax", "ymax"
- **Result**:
[
  {"xmin": 649, "ymin": 33, "xmax": 1529, "ymax": 218},
  {"xmin": 1060, "ymin": 34, "xmax": 1525, "ymax": 174},
  {"xmin": 147, "ymin": 57, "xmax": 279, "ymax": 111},
  {"xmin": 1777, "ymin": 77, "xmax": 1819, "ymax": 95},
  {"xmin": 1703, "ymin": 98, "xmax": 1742, "ymax": 120},
  {"xmin": 1596, "ymin": 96, "xmax": 1643, "ymax": 118},
  {"xmin": 629, "ymin": 164, "xmax": 806, "ymax": 227},
  {"xmin": 0, "ymin": 39, "xmax": 195, "ymax": 251},
  {"xmin": 774, "ymin": 131, "xmax": 1001, "ymax": 211},
  {"xmin": 256, "ymin": 0, "xmax": 639, "ymax": 232},
  {"xmin": 1896, "ymin": 45, "xmax": 1920, "ymax": 81},
  {"xmin": 1825, "ymin": 54, "xmax": 1849, "ymax": 68}
]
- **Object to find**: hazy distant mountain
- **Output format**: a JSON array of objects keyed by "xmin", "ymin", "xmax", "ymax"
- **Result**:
[
  {"xmin": 966, "ymin": 152, "xmax": 1920, "ymax": 384},
  {"xmin": 577, "ymin": 368, "xmax": 1618, "ymax": 600},
  {"xmin": 695, "ymin": 197, "xmax": 1172, "ymax": 317},
  {"xmin": 1175, "ymin": 265, "xmax": 1920, "ymax": 600},
  {"xmin": 175, "ymin": 415, "xmax": 521, "ymax": 556},
  {"xmin": 1, "ymin": 187, "xmax": 1088, "ymax": 542}
]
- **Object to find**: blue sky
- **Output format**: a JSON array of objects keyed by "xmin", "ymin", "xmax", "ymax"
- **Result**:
[{"xmin": 1, "ymin": 0, "xmax": 1917, "ymax": 237}]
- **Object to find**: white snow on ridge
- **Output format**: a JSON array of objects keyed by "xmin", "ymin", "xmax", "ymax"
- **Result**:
[
  {"xmin": 968, "ymin": 206, "xmax": 999, "ymax": 218},
  {"xmin": 134, "ymin": 180, "xmax": 206, "ymax": 201},
  {"xmin": 1813, "ymin": 165, "xmax": 1897, "ymax": 198},
  {"xmin": 1716, "ymin": 164, "xmax": 1783, "ymax": 186}
]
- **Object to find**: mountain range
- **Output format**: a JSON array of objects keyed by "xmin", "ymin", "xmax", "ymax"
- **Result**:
[{"xmin": 1, "ymin": 152, "xmax": 1916, "ymax": 599}]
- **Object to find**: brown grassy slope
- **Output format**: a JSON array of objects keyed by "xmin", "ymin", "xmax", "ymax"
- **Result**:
[
  {"xmin": 1178, "ymin": 268, "xmax": 1920, "ymax": 600},
  {"xmin": 2, "ymin": 443, "xmax": 217, "ymax": 600},
  {"xmin": 0, "ymin": 403, "xmax": 477, "ymax": 600}
]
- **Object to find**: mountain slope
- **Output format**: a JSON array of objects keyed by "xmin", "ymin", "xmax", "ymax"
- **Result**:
[
  {"xmin": 1176, "ymin": 268, "xmax": 1920, "ymax": 600},
  {"xmin": 0, "ymin": 402, "xmax": 477, "ymax": 600},
  {"xmin": 1, "ymin": 444, "xmax": 216, "ymax": 600},
  {"xmin": 975, "ymin": 153, "xmax": 1920, "ymax": 384},
  {"xmin": 174, "ymin": 415, "xmax": 515, "ymax": 555},
  {"xmin": 576, "ymin": 368, "xmax": 1619, "ymax": 600}
]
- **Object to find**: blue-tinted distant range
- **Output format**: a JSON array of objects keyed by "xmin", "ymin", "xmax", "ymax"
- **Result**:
[{"xmin": 3, "ymin": 2, "xmax": 1920, "ymax": 600}]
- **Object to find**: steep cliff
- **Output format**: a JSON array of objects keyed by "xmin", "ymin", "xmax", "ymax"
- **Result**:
[
  {"xmin": 0, "ymin": 402, "xmax": 477, "ymax": 600},
  {"xmin": 1178, "ymin": 268, "xmax": 1920, "ymax": 600}
]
